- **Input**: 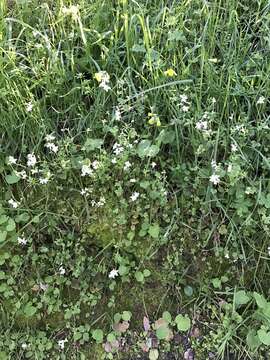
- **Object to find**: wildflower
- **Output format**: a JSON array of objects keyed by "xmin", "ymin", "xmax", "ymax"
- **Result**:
[
  {"xmin": 39, "ymin": 177, "xmax": 49, "ymax": 184},
  {"xmin": 180, "ymin": 94, "xmax": 188, "ymax": 103},
  {"xmin": 211, "ymin": 160, "xmax": 217, "ymax": 170},
  {"xmin": 209, "ymin": 174, "xmax": 220, "ymax": 185},
  {"xmin": 227, "ymin": 164, "xmax": 232, "ymax": 173},
  {"xmin": 109, "ymin": 269, "xmax": 119, "ymax": 279},
  {"xmin": 99, "ymin": 81, "xmax": 111, "ymax": 92},
  {"xmin": 92, "ymin": 160, "xmax": 100, "ymax": 170},
  {"xmin": 209, "ymin": 58, "xmax": 218, "ymax": 63},
  {"xmin": 8, "ymin": 199, "xmax": 20, "ymax": 208},
  {"xmin": 130, "ymin": 178, "xmax": 136, "ymax": 183},
  {"xmin": 212, "ymin": 97, "xmax": 217, "ymax": 104},
  {"xmin": 27, "ymin": 153, "xmax": 37, "ymax": 167},
  {"xmin": 130, "ymin": 192, "xmax": 140, "ymax": 201},
  {"xmin": 94, "ymin": 71, "xmax": 110, "ymax": 83},
  {"xmin": 26, "ymin": 102, "xmax": 33, "ymax": 112},
  {"xmin": 111, "ymin": 158, "xmax": 117, "ymax": 164},
  {"xmin": 97, "ymin": 197, "xmax": 106, "ymax": 207},
  {"xmin": 15, "ymin": 170, "xmax": 27, "ymax": 179},
  {"xmin": 45, "ymin": 142, "xmax": 58, "ymax": 153},
  {"xmin": 224, "ymin": 253, "xmax": 230, "ymax": 259},
  {"xmin": 257, "ymin": 96, "xmax": 265, "ymax": 105},
  {"xmin": 59, "ymin": 266, "xmax": 66, "ymax": 275},
  {"xmin": 231, "ymin": 143, "xmax": 237, "ymax": 152},
  {"xmin": 45, "ymin": 134, "xmax": 56, "ymax": 142},
  {"xmin": 151, "ymin": 162, "xmax": 157, "ymax": 168},
  {"xmin": 58, "ymin": 338, "xmax": 68, "ymax": 350},
  {"xmin": 7, "ymin": 156, "xmax": 17, "ymax": 165},
  {"xmin": 80, "ymin": 188, "xmax": 89, "ymax": 195},
  {"xmin": 115, "ymin": 107, "xmax": 122, "ymax": 121},
  {"xmin": 81, "ymin": 164, "xmax": 93, "ymax": 177},
  {"xmin": 18, "ymin": 236, "xmax": 27, "ymax": 245},
  {"xmin": 164, "ymin": 68, "xmax": 177, "ymax": 77},
  {"xmin": 181, "ymin": 105, "xmax": 190, "ymax": 112},
  {"xmin": 21, "ymin": 343, "xmax": 28, "ymax": 350},
  {"xmin": 113, "ymin": 143, "xmax": 124, "ymax": 156},
  {"xmin": 196, "ymin": 121, "xmax": 208, "ymax": 131},
  {"xmin": 268, "ymin": 246, "xmax": 270, "ymax": 256},
  {"xmin": 124, "ymin": 161, "xmax": 131, "ymax": 171}
]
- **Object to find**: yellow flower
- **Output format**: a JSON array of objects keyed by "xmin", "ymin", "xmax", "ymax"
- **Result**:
[
  {"xmin": 148, "ymin": 112, "xmax": 161, "ymax": 127},
  {"xmin": 164, "ymin": 68, "xmax": 176, "ymax": 77},
  {"xmin": 94, "ymin": 72, "xmax": 103, "ymax": 83}
]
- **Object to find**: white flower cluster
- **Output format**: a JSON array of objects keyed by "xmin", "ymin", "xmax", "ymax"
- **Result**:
[
  {"xmin": 179, "ymin": 94, "xmax": 190, "ymax": 112},
  {"xmin": 94, "ymin": 71, "xmax": 111, "ymax": 92}
]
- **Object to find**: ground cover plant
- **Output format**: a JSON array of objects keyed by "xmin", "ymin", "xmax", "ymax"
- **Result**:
[{"xmin": 0, "ymin": 0, "xmax": 270, "ymax": 359}]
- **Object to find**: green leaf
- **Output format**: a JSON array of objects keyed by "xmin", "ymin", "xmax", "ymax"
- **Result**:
[
  {"xmin": 143, "ymin": 269, "xmax": 151, "ymax": 277},
  {"xmin": 148, "ymin": 224, "xmax": 160, "ymax": 238},
  {"xmin": 137, "ymin": 140, "xmax": 151, "ymax": 158},
  {"xmin": 257, "ymin": 329, "xmax": 270, "ymax": 346},
  {"xmin": 92, "ymin": 329, "xmax": 103, "ymax": 343},
  {"xmin": 6, "ymin": 219, "xmax": 16, "ymax": 232},
  {"xmin": 234, "ymin": 290, "xmax": 250, "ymax": 306},
  {"xmin": 175, "ymin": 314, "xmax": 191, "ymax": 331},
  {"xmin": 135, "ymin": 271, "xmax": 144, "ymax": 283},
  {"xmin": 74, "ymin": 332, "xmax": 82, "ymax": 341},
  {"xmin": 5, "ymin": 173, "xmax": 20, "ymax": 184},
  {"xmin": 122, "ymin": 311, "xmax": 132, "ymax": 321},
  {"xmin": 184, "ymin": 286, "xmax": 194, "ymax": 297},
  {"xmin": 212, "ymin": 278, "xmax": 222, "ymax": 289},
  {"xmin": 156, "ymin": 325, "xmax": 169, "ymax": 340},
  {"xmin": 253, "ymin": 292, "xmax": 268, "ymax": 309},
  {"xmin": 0, "ymin": 231, "xmax": 7, "ymax": 243},
  {"xmin": 247, "ymin": 330, "xmax": 261, "ymax": 350},
  {"xmin": 162, "ymin": 311, "xmax": 172, "ymax": 323},
  {"xmin": 83, "ymin": 138, "xmax": 103, "ymax": 152},
  {"xmin": 23, "ymin": 303, "xmax": 37, "ymax": 317},
  {"xmin": 107, "ymin": 333, "xmax": 116, "ymax": 343}
]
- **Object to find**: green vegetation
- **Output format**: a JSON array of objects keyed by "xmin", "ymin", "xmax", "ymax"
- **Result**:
[{"xmin": 0, "ymin": 0, "xmax": 270, "ymax": 358}]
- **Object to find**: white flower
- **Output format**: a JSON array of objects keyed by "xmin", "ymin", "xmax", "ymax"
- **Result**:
[
  {"xmin": 8, "ymin": 156, "xmax": 17, "ymax": 165},
  {"xmin": 181, "ymin": 105, "xmax": 190, "ymax": 112},
  {"xmin": 8, "ymin": 199, "xmax": 20, "ymax": 208},
  {"xmin": 196, "ymin": 121, "xmax": 208, "ymax": 131},
  {"xmin": 99, "ymin": 81, "xmax": 111, "ymax": 92},
  {"xmin": 27, "ymin": 154, "xmax": 37, "ymax": 167},
  {"xmin": 180, "ymin": 94, "xmax": 188, "ymax": 103},
  {"xmin": 95, "ymin": 71, "xmax": 110, "ymax": 83},
  {"xmin": 257, "ymin": 96, "xmax": 265, "ymax": 105},
  {"xmin": 227, "ymin": 164, "xmax": 232, "ymax": 173},
  {"xmin": 224, "ymin": 252, "xmax": 230, "ymax": 259},
  {"xmin": 45, "ymin": 142, "xmax": 58, "ymax": 153},
  {"xmin": 62, "ymin": 4, "xmax": 79, "ymax": 19},
  {"xmin": 39, "ymin": 283, "xmax": 49, "ymax": 291},
  {"xmin": 15, "ymin": 170, "xmax": 27, "ymax": 179},
  {"xmin": 21, "ymin": 343, "xmax": 28, "ymax": 350},
  {"xmin": 111, "ymin": 158, "xmax": 117, "ymax": 164},
  {"xmin": 26, "ymin": 102, "xmax": 33, "ymax": 112},
  {"xmin": 124, "ymin": 161, "xmax": 131, "ymax": 171},
  {"xmin": 113, "ymin": 143, "xmax": 124, "ymax": 156},
  {"xmin": 81, "ymin": 164, "xmax": 93, "ymax": 177},
  {"xmin": 115, "ymin": 107, "xmax": 121, "ymax": 121},
  {"xmin": 231, "ymin": 143, "xmax": 237, "ymax": 152},
  {"xmin": 96, "ymin": 196, "xmax": 106, "ymax": 207},
  {"xmin": 80, "ymin": 188, "xmax": 89, "ymax": 195},
  {"xmin": 211, "ymin": 160, "xmax": 217, "ymax": 170},
  {"xmin": 39, "ymin": 177, "xmax": 49, "ymax": 184},
  {"xmin": 58, "ymin": 338, "xmax": 68, "ymax": 350},
  {"xmin": 18, "ymin": 236, "xmax": 27, "ymax": 245},
  {"xmin": 268, "ymin": 246, "xmax": 270, "ymax": 256},
  {"xmin": 45, "ymin": 134, "xmax": 56, "ymax": 142},
  {"xmin": 212, "ymin": 97, "xmax": 217, "ymax": 104},
  {"xmin": 151, "ymin": 162, "xmax": 157, "ymax": 168},
  {"xmin": 92, "ymin": 160, "xmax": 100, "ymax": 170},
  {"xmin": 209, "ymin": 174, "xmax": 220, "ymax": 185},
  {"xmin": 130, "ymin": 192, "xmax": 140, "ymax": 201},
  {"xmin": 59, "ymin": 266, "xmax": 66, "ymax": 275},
  {"xmin": 130, "ymin": 178, "xmax": 136, "ymax": 183},
  {"xmin": 109, "ymin": 269, "xmax": 119, "ymax": 279}
]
